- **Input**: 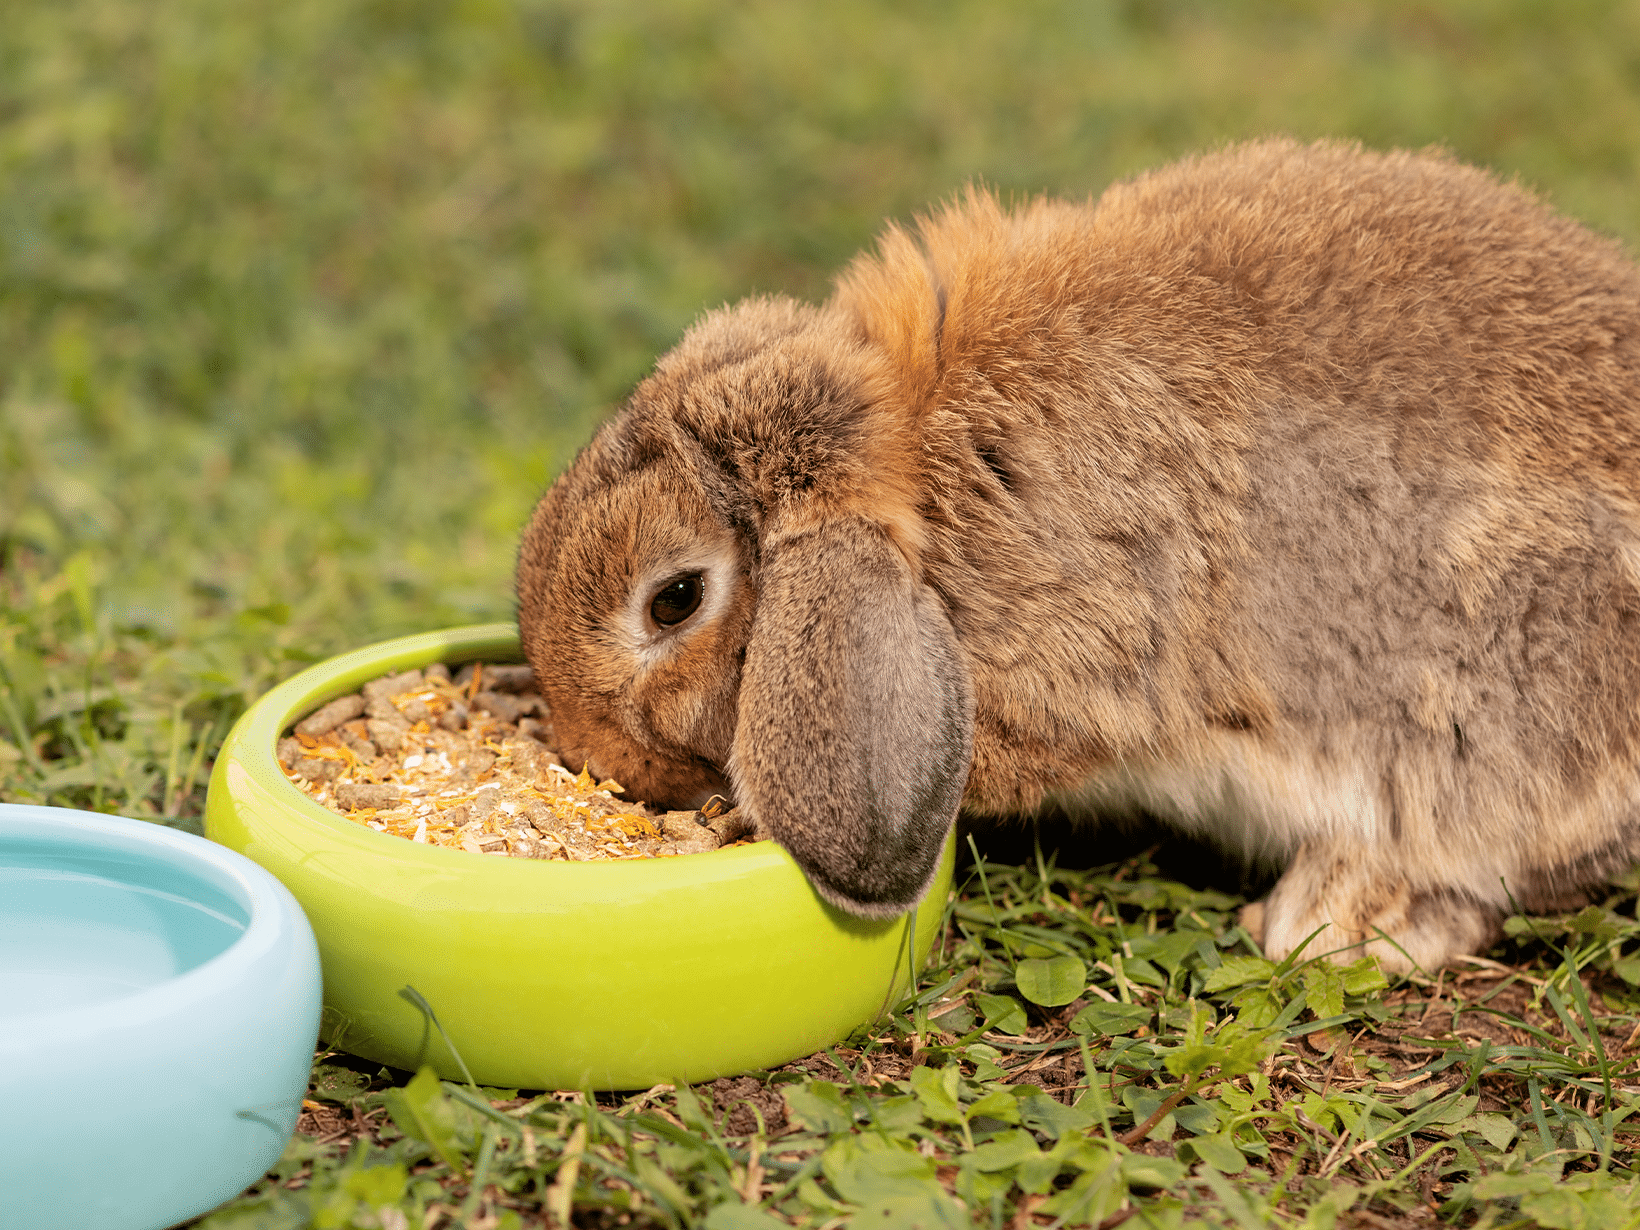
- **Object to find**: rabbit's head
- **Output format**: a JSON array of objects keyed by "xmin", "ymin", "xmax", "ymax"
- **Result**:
[{"xmin": 517, "ymin": 296, "xmax": 973, "ymax": 917}]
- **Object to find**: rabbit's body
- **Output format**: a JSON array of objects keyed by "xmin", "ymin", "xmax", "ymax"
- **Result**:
[{"xmin": 518, "ymin": 139, "xmax": 1640, "ymax": 971}]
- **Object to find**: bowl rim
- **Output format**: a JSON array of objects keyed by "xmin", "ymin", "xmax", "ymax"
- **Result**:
[
  {"xmin": 221, "ymin": 620, "xmax": 846, "ymax": 896},
  {"xmin": 0, "ymin": 803, "xmax": 309, "ymax": 1036}
]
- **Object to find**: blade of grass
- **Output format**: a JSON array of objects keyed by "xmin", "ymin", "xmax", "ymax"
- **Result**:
[
  {"xmin": 398, "ymin": 985, "xmax": 478, "ymax": 1090},
  {"xmin": 1558, "ymin": 949, "xmax": 1618, "ymax": 1170},
  {"xmin": 454, "ymin": 1123, "xmax": 498, "ymax": 1228},
  {"xmin": 967, "ymin": 832, "xmax": 1017, "ymax": 973}
]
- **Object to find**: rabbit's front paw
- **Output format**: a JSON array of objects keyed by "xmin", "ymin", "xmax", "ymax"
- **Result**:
[{"xmin": 1256, "ymin": 841, "xmax": 1499, "ymax": 974}]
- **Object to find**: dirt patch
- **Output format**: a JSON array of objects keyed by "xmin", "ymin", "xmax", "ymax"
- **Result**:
[{"xmin": 709, "ymin": 1076, "xmax": 790, "ymax": 1136}]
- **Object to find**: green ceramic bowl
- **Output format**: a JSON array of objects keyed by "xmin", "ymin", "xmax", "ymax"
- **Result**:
[{"xmin": 206, "ymin": 623, "xmax": 953, "ymax": 1091}]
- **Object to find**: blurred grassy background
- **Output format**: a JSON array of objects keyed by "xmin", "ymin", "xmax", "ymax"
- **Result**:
[{"xmin": 4, "ymin": 0, "xmax": 1640, "ymax": 823}]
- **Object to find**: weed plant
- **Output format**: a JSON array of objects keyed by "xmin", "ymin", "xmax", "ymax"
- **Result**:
[{"xmin": 6, "ymin": 1, "xmax": 1640, "ymax": 1225}]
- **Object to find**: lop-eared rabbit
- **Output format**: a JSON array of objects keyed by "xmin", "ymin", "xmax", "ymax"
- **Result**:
[{"xmin": 517, "ymin": 138, "xmax": 1640, "ymax": 972}]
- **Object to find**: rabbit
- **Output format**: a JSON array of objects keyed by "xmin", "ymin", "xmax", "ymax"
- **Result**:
[{"xmin": 515, "ymin": 137, "xmax": 1640, "ymax": 973}]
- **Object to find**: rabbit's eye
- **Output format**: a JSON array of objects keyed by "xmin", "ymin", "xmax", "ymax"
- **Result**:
[{"xmin": 650, "ymin": 574, "xmax": 704, "ymax": 627}]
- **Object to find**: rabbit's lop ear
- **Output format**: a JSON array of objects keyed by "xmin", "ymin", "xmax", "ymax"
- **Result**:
[{"xmin": 731, "ymin": 516, "xmax": 974, "ymax": 918}]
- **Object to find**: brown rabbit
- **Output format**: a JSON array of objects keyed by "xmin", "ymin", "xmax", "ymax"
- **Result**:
[{"xmin": 516, "ymin": 138, "xmax": 1640, "ymax": 972}]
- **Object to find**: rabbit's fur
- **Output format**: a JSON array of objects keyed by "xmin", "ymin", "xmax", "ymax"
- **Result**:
[{"xmin": 517, "ymin": 138, "xmax": 1640, "ymax": 972}]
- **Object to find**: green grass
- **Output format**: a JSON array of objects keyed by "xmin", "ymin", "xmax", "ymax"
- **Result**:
[
  {"xmin": 6, "ymin": 0, "xmax": 1640, "ymax": 1225},
  {"xmin": 192, "ymin": 848, "xmax": 1640, "ymax": 1229}
]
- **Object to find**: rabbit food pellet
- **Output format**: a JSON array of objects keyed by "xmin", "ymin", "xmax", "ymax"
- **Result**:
[{"xmin": 280, "ymin": 662, "xmax": 735, "ymax": 860}]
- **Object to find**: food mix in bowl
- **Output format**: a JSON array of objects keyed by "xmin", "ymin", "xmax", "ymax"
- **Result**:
[{"xmin": 279, "ymin": 662, "xmax": 744, "ymax": 861}]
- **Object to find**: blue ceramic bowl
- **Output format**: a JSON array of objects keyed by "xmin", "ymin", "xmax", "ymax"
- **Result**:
[{"xmin": 0, "ymin": 804, "xmax": 322, "ymax": 1230}]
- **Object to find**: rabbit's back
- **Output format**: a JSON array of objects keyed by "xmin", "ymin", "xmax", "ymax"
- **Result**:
[{"xmin": 845, "ymin": 139, "xmax": 1640, "ymax": 489}]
